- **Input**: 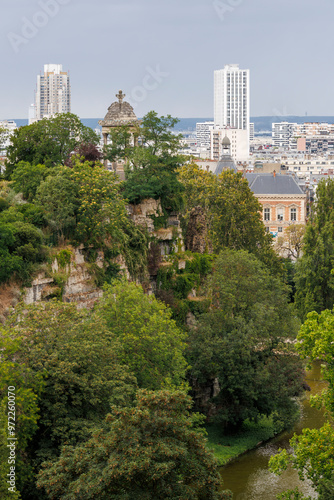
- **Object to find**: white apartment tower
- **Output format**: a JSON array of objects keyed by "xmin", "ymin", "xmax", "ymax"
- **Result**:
[
  {"xmin": 214, "ymin": 64, "xmax": 250, "ymax": 131},
  {"xmin": 35, "ymin": 64, "xmax": 71, "ymax": 120}
]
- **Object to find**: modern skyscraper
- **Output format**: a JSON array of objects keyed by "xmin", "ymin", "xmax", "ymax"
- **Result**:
[
  {"xmin": 214, "ymin": 64, "xmax": 250, "ymax": 131},
  {"xmin": 35, "ymin": 64, "xmax": 71, "ymax": 120}
]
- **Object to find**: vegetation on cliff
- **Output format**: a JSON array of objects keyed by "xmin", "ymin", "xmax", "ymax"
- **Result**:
[{"xmin": 0, "ymin": 111, "xmax": 319, "ymax": 499}]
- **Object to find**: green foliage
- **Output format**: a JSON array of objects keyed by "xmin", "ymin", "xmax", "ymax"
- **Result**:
[
  {"xmin": 270, "ymin": 304, "xmax": 334, "ymax": 499},
  {"xmin": 104, "ymin": 123, "xmax": 137, "ymax": 163},
  {"xmin": 269, "ymin": 423, "xmax": 334, "ymax": 490},
  {"xmin": 295, "ymin": 178, "xmax": 334, "ymax": 320},
  {"xmin": 5, "ymin": 113, "xmax": 99, "ymax": 177},
  {"xmin": 185, "ymin": 252, "xmax": 215, "ymax": 276},
  {"xmin": 178, "ymin": 164, "xmax": 283, "ymax": 276},
  {"xmin": 0, "ymin": 219, "xmax": 46, "ymax": 284},
  {"xmin": 276, "ymin": 489, "xmax": 312, "ymax": 500},
  {"xmin": 188, "ymin": 249, "xmax": 304, "ymax": 429},
  {"xmin": 297, "ymin": 307, "xmax": 334, "ymax": 415},
  {"xmin": 0, "ymin": 197, "xmax": 10, "ymax": 212},
  {"xmin": 11, "ymin": 162, "xmax": 47, "ymax": 200},
  {"xmin": 35, "ymin": 167, "xmax": 79, "ymax": 236},
  {"xmin": 37, "ymin": 389, "xmax": 230, "ymax": 500},
  {"xmin": 70, "ymin": 161, "xmax": 128, "ymax": 247},
  {"xmin": 16, "ymin": 203, "xmax": 47, "ymax": 228},
  {"xmin": 55, "ymin": 249, "xmax": 72, "ymax": 268},
  {"xmin": 118, "ymin": 216, "xmax": 149, "ymax": 279},
  {"xmin": 206, "ymin": 416, "xmax": 278, "ymax": 466},
  {"xmin": 94, "ymin": 280, "xmax": 188, "ymax": 390},
  {"xmin": 156, "ymin": 253, "xmax": 214, "ymax": 326},
  {"xmin": 0, "ymin": 300, "xmax": 137, "ymax": 496},
  {"xmin": 0, "ymin": 327, "xmax": 44, "ymax": 493},
  {"xmin": 121, "ymin": 111, "xmax": 185, "ymax": 213}
]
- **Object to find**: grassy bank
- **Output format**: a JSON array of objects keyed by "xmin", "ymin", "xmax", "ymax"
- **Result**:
[{"xmin": 206, "ymin": 416, "xmax": 277, "ymax": 466}]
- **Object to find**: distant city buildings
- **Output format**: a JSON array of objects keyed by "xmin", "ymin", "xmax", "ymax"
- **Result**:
[
  {"xmin": 272, "ymin": 121, "xmax": 334, "ymax": 152},
  {"xmin": 30, "ymin": 64, "xmax": 71, "ymax": 123},
  {"xmin": 211, "ymin": 128, "xmax": 249, "ymax": 162},
  {"xmin": 192, "ymin": 64, "xmax": 251, "ymax": 163},
  {"xmin": 249, "ymin": 122, "xmax": 254, "ymax": 141},
  {"xmin": 0, "ymin": 120, "xmax": 17, "ymax": 152},
  {"xmin": 196, "ymin": 121, "xmax": 214, "ymax": 148}
]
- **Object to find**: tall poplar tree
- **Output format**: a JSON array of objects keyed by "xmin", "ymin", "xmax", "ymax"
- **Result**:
[{"xmin": 295, "ymin": 178, "xmax": 334, "ymax": 320}]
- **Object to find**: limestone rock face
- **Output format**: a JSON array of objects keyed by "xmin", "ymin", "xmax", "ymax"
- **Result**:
[
  {"xmin": 129, "ymin": 199, "xmax": 185, "ymax": 256},
  {"xmin": 185, "ymin": 206, "xmax": 212, "ymax": 254},
  {"xmin": 23, "ymin": 246, "xmax": 103, "ymax": 310},
  {"xmin": 127, "ymin": 198, "xmax": 162, "ymax": 233}
]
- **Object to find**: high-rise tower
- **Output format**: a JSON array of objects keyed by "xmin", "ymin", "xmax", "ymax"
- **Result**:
[
  {"xmin": 214, "ymin": 64, "xmax": 249, "ymax": 131},
  {"xmin": 35, "ymin": 64, "xmax": 71, "ymax": 120}
]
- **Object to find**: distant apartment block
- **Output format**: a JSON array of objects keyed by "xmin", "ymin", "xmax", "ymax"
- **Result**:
[
  {"xmin": 34, "ymin": 64, "xmax": 71, "ymax": 121},
  {"xmin": 0, "ymin": 120, "xmax": 17, "ymax": 154},
  {"xmin": 214, "ymin": 64, "xmax": 250, "ymax": 131},
  {"xmin": 196, "ymin": 121, "xmax": 214, "ymax": 148},
  {"xmin": 249, "ymin": 122, "xmax": 254, "ymax": 141},
  {"xmin": 272, "ymin": 121, "xmax": 334, "ymax": 153},
  {"xmin": 272, "ymin": 122, "xmax": 297, "ymax": 148}
]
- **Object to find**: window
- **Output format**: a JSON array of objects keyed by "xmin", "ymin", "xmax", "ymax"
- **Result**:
[
  {"xmin": 264, "ymin": 208, "xmax": 270, "ymax": 221},
  {"xmin": 278, "ymin": 227, "xmax": 283, "ymax": 233},
  {"xmin": 277, "ymin": 208, "xmax": 284, "ymax": 221},
  {"xmin": 290, "ymin": 208, "xmax": 297, "ymax": 221}
]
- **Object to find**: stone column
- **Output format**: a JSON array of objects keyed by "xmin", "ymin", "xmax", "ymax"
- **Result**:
[{"xmin": 103, "ymin": 132, "xmax": 108, "ymax": 168}]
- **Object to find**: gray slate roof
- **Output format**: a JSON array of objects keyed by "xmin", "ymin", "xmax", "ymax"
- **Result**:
[
  {"xmin": 246, "ymin": 173, "xmax": 303, "ymax": 195},
  {"xmin": 215, "ymin": 155, "xmax": 237, "ymax": 175}
]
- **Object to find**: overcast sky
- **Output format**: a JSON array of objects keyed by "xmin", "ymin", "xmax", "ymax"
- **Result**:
[{"xmin": 1, "ymin": 0, "xmax": 334, "ymax": 119}]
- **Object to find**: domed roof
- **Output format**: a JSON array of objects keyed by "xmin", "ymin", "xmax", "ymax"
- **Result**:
[
  {"xmin": 99, "ymin": 90, "xmax": 138, "ymax": 127},
  {"xmin": 222, "ymin": 135, "xmax": 231, "ymax": 146}
]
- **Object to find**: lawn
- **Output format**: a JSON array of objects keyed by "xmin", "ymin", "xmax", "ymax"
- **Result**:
[{"xmin": 205, "ymin": 416, "xmax": 277, "ymax": 466}]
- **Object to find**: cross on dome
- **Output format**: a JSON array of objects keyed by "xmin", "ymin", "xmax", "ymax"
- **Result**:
[{"xmin": 116, "ymin": 90, "xmax": 125, "ymax": 104}]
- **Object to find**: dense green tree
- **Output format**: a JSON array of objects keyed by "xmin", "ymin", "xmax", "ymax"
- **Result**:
[
  {"xmin": 35, "ymin": 161, "xmax": 131, "ymax": 247},
  {"xmin": 269, "ymin": 306, "xmax": 334, "ymax": 499},
  {"xmin": 178, "ymin": 164, "xmax": 283, "ymax": 275},
  {"xmin": 94, "ymin": 280, "xmax": 188, "ymax": 390},
  {"xmin": 5, "ymin": 114, "xmax": 99, "ymax": 177},
  {"xmin": 69, "ymin": 160, "xmax": 130, "ymax": 248},
  {"xmin": 107, "ymin": 112, "xmax": 186, "ymax": 214},
  {"xmin": 0, "ymin": 300, "xmax": 137, "ymax": 497},
  {"xmin": 11, "ymin": 162, "xmax": 48, "ymax": 201},
  {"xmin": 0, "ymin": 219, "xmax": 46, "ymax": 284},
  {"xmin": 188, "ymin": 249, "xmax": 304, "ymax": 429},
  {"xmin": 295, "ymin": 178, "xmax": 334, "ymax": 320},
  {"xmin": 35, "ymin": 167, "xmax": 78, "ymax": 236},
  {"xmin": 37, "ymin": 389, "xmax": 231, "ymax": 500},
  {"xmin": 104, "ymin": 123, "xmax": 138, "ymax": 163}
]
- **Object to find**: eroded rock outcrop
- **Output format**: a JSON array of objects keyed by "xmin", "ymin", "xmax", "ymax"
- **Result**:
[{"xmin": 185, "ymin": 206, "xmax": 212, "ymax": 253}]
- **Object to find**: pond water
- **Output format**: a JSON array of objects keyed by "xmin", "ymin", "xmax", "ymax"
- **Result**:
[{"xmin": 220, "ymin": 360, "xmax": 328, "ymax": 499}]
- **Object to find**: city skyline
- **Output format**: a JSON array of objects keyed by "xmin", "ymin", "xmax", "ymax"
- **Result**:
[{"xmin": 1, "ymin": 0, "xmax": 333, "ymax": 119}]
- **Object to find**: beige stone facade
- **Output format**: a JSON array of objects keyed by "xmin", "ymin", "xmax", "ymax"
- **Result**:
[{"xmin": 257, "ymin": 194, "xmax": 306, "ymax": 236}]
